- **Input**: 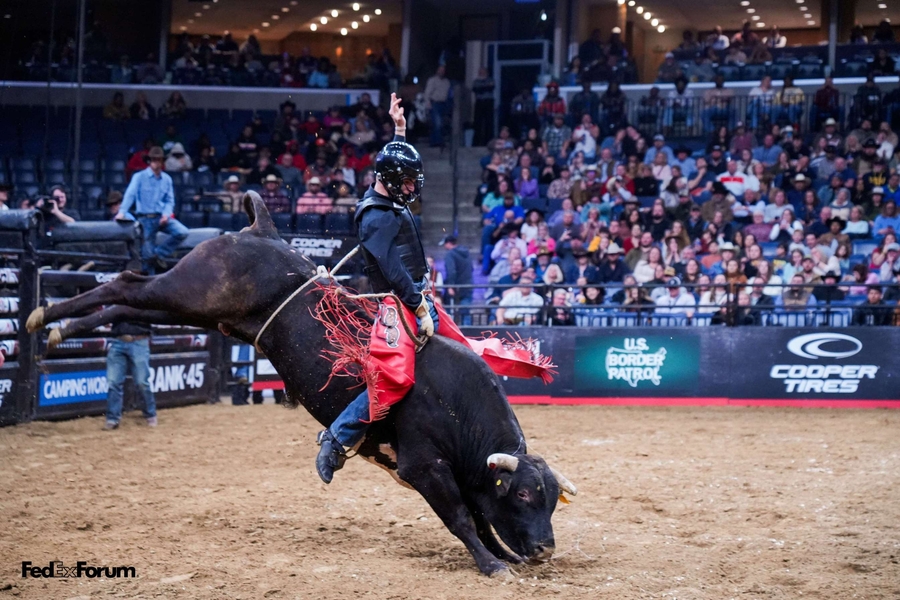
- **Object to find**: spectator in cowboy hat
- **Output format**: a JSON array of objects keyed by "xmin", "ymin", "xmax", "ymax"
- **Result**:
[
  {"xmin": 259, "ymin": 173, "xmax": 290, "ymax": 214},
  {"xmin": 597, "ymin": 242, "xmax": 628, "ymax": 283},
  {"xmin": 818, "ymin": 215, "xmax": 850, "ymax": 252},
  {"xmin": 296, "ymin": 176, "xmax": 332, "ymax": 215},
  {"xmin": 208, "ymin": 174, "xmax": 244, "ymax": 213},
  {"xmin": 107, "ymin": 190, "xmax": 130, "ymax": 221}
]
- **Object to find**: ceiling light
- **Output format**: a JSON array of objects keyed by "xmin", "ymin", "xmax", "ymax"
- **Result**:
[
  {"xmin": 756, "ymin": 22, "xmax": 765, "ymax": 27},
  {"xmin": 540, "ymin": 10, "xmax": 547, "ymax": 21},
  {"xmin": 340, "ymin": 27, "xmax": 348, "ymax": 35},
  {"xmin": 180, "ymin": 25, "xmax": 187, "ymax": 30},
  {"xmin": 362, "ymin": 14, "xmax": 370, "ymax": 21},
  {"xmin": 807, "ymin": 20, "xmax": 816, "ymax": 25},
  {"xmin": 320, "ymin": 16, "xmax": 328, "ymax": 23},
  {"xmin": 636, "ymin": 6, "xmax": 643, "ymax": 14},
  {"xmin": 202, "ymin": 4, "xmax": 210, "ymax": 9},
  {"xmin": 658, "ymin": 25, "xmax": 665, "ymax": 33},
  {"xmin": 374, "ymin": 8, "xmax": 382, "ymax": 15},
  {"xmin": 740, "ymin": 0, "xmax": 749, "ymax": 4},
  {"xmin": 628, "ymin": 0, "xmax": 635, "ymax": 5},
  {"xmin": 618, "ymin": 0, "xmax": 625, "ymax": 4},
  {"xmin": 751, "ymin": 15, "xmax": 760, "ymax": 20},
  {"xmin": 271, "ymin": 15, "xmax": 280, "ymax": 20},
  {"xmin": 353, "ymin": 2, "xmax": 360, "ymax": 9},
  {"xmin": 747, "ymin": 8, "xmax": 755, "ymax": 13},
  {"xmin": 351, "ymin": 21, "xmax": 359, "ymax": 28},
  {"xmin": 282, "ymin": 7, "xmax": 289, "ymax": 12},
  {"xmin": 796, "ymin": 0, "xmax": 803, "ymax": 3},
  {"xmin": 643, "ymin": 12, "xmax": 651, "ymax": 20},
  {"xmin": 651, "ymin": 18, "xmax": 658, "ymax": 25},
  {"xmin": 878, "ymin": 2, "xmax": 886, "ymax": 7},
  {"xmin": 194, "ymin": 12, "xmax": 202, "ymax": 17},
  {"xmin": 310, "ymin": 23, "xmax": 317, "ymax": 30},
  {"xmin": 331, "ymin": 9, "xmax": 339, "ymax": 17},
  {"xmin": 262, "ymin": 21, "xmax": 270, "ymax": 27}
]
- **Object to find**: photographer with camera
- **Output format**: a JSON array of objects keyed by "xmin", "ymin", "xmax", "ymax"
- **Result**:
[{"xmin": 34, "ymin": 185, "xmax": 78, "ymax": 230}]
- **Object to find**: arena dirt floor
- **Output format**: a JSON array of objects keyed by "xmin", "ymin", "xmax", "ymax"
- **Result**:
[{"xmin": 1, "ymin": 401, "xmax": 899, "ymax": 599}]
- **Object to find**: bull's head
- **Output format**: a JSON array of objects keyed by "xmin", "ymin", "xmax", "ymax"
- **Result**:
[{"xmin": 481, "ymin": 453, "xmax": 577, "ymax": 563}]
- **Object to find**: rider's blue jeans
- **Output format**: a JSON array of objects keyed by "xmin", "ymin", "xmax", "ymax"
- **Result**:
[{"xmin": 330, "ymin": 389, "xmax": 371, "ymax": 448}]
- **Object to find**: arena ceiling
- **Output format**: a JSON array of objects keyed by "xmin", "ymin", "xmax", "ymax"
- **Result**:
[
  {"xmin": 170, "ymin": 0, "xmax": 898, "ymax": 42},
  {"xmin": 593, "ymin": 0, "xmax": 897, "ymax": 33},
  {"xmin": 170, "ymin": 0, "xmax": 403, "ymax": 41}
]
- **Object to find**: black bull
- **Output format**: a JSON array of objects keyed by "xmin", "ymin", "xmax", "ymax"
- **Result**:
[{"xmin": 26, "ymin": 192, "xmax": 578, "ymax": 577}]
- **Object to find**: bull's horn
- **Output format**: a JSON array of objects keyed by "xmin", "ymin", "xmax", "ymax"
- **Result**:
[
  {"xmin": 549, "ymin": 466, "xmax": 577, "ymax": 496},
  {"xmin": 487, "ymin": 453, "xmax": 519, "ymax": 472}
]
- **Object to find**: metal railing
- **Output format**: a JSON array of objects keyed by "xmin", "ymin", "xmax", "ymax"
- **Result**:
[{"xmin": 434, "ymin": 281, "xmax": 900, "ymax": 328}]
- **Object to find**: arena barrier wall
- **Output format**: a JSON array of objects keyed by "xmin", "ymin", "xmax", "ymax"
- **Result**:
[
  {"xmin": 0, "ymin": 211, "xmax": 225, "ymax": 426},
  {"xmin": 466, "ymin": 327, "xmax": 899, "ymax": 409},
  {"xmin": 248, "ymin": 325, "xmax": 898, "ymax": 408}
]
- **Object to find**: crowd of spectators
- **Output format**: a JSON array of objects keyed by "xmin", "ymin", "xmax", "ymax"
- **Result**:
[{"xmin": 456, "ymin": 74, "xmax": 900, "ymax": 327}]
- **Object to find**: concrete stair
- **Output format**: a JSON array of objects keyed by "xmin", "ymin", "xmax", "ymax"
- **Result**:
[{"xmin": 418, "ymin": 146, "xmax": 486, "ymax": 259}]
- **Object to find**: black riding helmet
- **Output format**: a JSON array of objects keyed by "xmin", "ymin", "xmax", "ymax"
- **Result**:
[{"xmin": 374, "ymin": 141, "xmax": 424, "ymax": 205}]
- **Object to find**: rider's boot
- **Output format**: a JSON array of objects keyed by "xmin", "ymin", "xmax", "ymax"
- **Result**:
[{"xmin": 315, "ymin": 430, "xmax": 348, "ymax": 484}]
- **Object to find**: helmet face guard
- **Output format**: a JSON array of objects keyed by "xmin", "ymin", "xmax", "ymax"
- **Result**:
[{"xmin": 375, "ymin": 141, "xmax": 424, "ymax": 206}]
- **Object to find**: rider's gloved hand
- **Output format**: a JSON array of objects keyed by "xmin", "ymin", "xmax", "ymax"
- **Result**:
[{"xmin": 415, "ymin": 295, "xmax": 436, "ymax": 337}]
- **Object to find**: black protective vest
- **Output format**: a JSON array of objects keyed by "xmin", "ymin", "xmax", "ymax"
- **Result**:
[{"xmin": 355, "ymin": 188, "xmax": 428, "ymax": 294}]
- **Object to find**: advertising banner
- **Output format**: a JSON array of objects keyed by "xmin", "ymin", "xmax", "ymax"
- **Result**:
[
  {"xmin": 283, "ymin": 236, "xmax": 354, "ymax": 263},
  {"xmin": 0, "ymin": 366, "xmax": 18, "ymax": 425},
  {"xmin": 575, "ymin": 334, "xmax": 701, "ymax": 396},
  {"xmin": 36, "ymin": 352, "xmax": 211, "ymax": 417},
  {"xmin": 729, "ymin": 329, "xmax": 897, "ymax": 401}
]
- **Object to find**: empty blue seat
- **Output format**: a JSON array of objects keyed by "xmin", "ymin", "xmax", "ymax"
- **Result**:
[
  {"xmin": 177, "ymin": 211, "xmax": 206, "ymax": 229},
  {"xmin": 272, "ymin": 213, "xmax": 294, "ymax": 233},
  {"xmin": 852, "ymin": 241, "xmax": 878, "ymax": 256},
  {"xmin": 207, "ymin": 212, "xmax": 234, "ymax": 230},
  {"xmin": 522, "ymin": 197, "xmax": 548, "ymax": 213},
  {"xmin": 295, "ymin": 213, "xmax": 323, "ymax": 235},
  {"xmin": 741, "ymin": 64, "xmax": 767, "ymax": 81},
  {"xmin": 232, "ymin": 212, "xmax": 250, "ymax": 230},
  {"xmin": 324, "ymin": 212, "xmax": 352, "ymax": 236}
]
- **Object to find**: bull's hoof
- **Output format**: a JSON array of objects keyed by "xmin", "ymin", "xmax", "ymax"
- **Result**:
[
  {"xmin": 47, "ymin": 328, "xmax": 63, "ymax": 348},
  {"xmin": 26, "ymin": 307, "xmax": 45, "ymax": 333},
  {"xmin": 487, "ymin": 565, "xmax": 515, "ymax": 581}
]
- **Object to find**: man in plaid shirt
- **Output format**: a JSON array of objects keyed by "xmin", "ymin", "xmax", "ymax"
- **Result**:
[{"xmin": 542, "ymin": 113, "xmax": 572, "ymax": 160}]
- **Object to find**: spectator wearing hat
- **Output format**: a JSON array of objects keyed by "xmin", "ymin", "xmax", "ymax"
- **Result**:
[
  {"xmin": 818, "ymin": 216, "xmax": 850, "ymax": 252},
  {"xmin": 296, "ymin": 177, "xmax": 332, "ymax": 215},
  {"xmin": 812, "ymin": 114, "xmax": 843, "ymax": 153},
  {"xmin": 853, "ymin": 285, "xmax": 892, "ymax": 326},
  {"xmin": 877, "ymin": 242, "xmax": 900, "ymax": 282},
  {"xmin": 854, "ymin": 137, "xmax": 880, "ymax": 179},
  {"xmin": 670, "ymin": 146, "xmax": 696, "ymax": 179},
  {"xmin": 538, "ymin": 81, "xmax": 566, "ymax": 125},
  {"xmin": 644, "ymin": 134, "xmax": 675, "ymax": 167},
  {"xmin": 211, "ymin": 175, "xmax": 245, "ymax": 213},
  {"xmin": 565, "ymin": 248, "xmax": 599, "ymax": 286},
  {"xmin": 863, "ymin": 158, "xmax": 889, "ymax": 194},
  {"xmin": 259, "ymin": 174, "xmax": 290, "ymax": 214},
  {"xmin": 813, "ymin": 271, "xmax": 845, "ymax": 304},
  {"xmin": 119, "ymin": 146, "xmax": 189, "ymax": 274},
  {"xmin": 597, "ymin": 242, "xmax": 628, "ymax": 283},
  {"xmin": 654, "ymin": 276, "xmax": 696, "ymax": 317}
]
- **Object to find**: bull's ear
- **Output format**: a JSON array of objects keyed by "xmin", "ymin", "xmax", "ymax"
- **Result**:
[{"xmin": 493, "ymin": 471, "xmax": 513, "ymax": 497}]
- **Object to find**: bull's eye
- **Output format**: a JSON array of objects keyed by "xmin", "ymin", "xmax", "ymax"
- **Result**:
[{"xmin": 517, "ymin": 489, "xmax": 530, "ymax": 502}]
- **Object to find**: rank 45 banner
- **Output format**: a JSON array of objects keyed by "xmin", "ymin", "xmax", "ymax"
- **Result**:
[{"xmin": 575, "ymin": 335, "xmax": 700, "ymax": 396}]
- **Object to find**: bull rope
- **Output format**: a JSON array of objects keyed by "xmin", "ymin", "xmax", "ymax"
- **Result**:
[{"xmin": 253, "ymin": 246, "xmax": 426, "ymax": 352}]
